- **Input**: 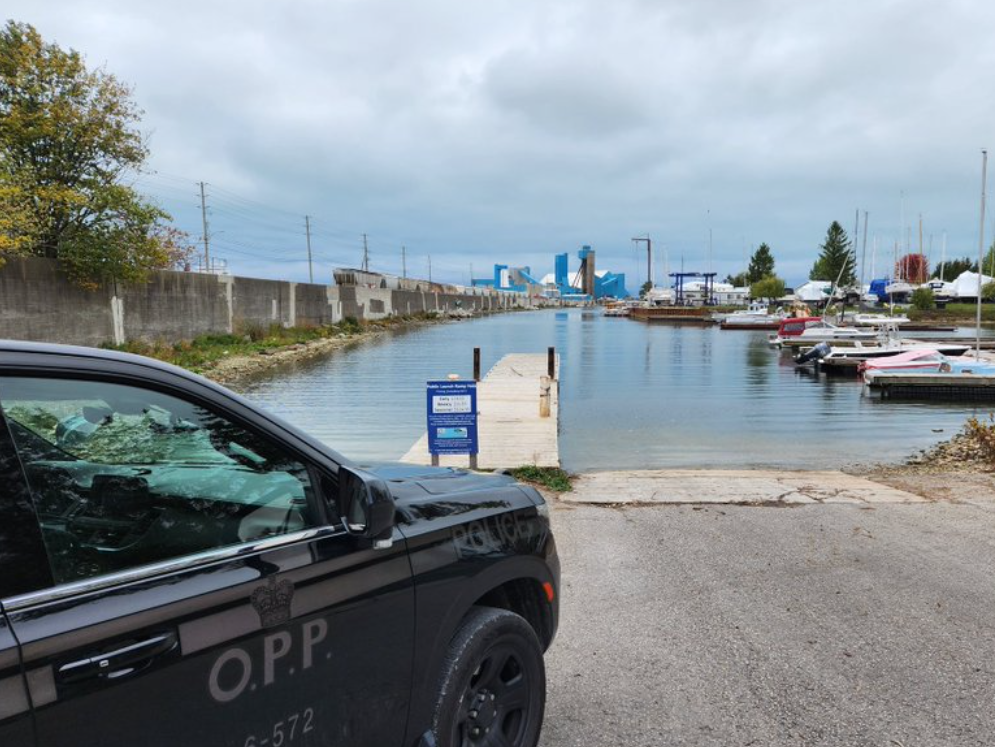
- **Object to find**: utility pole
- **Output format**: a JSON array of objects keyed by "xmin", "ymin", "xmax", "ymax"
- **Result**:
[
  {"xmin": 362, "ymin": 233, "xmax": 369, "ymax": 272},
  {"xmin": 631, "ymin": 236, "xmax": 652, "ymax": 288},
  {"xmin": 305, "ymin": 215, "xmax": 313, "ymax": 283},
  {"xmin": 401, "ymin": 246, "xmax": 407, "ymax": 278},
  {"xmin": 199, "ymin": 181, "xmax": 210, "ymax": 271}
]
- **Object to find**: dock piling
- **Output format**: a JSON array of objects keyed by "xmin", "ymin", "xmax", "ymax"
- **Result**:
[{"xmin": 539, "ymin": 375, "xmax": 551, "ymax": 417}]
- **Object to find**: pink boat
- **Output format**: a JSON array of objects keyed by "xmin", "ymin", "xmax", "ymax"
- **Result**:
[
  {"xmin": 857, "ymin": 349, "xmax": 945, "ymax": 374},
  {"xmin": 858, "ymin": 349, "xmax": 987, "ymax": 374}
]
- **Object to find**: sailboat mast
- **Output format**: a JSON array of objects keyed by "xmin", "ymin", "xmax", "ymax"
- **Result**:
[
  {"xmin": 940, "ymin": 231, "xmax": 947, "ymax": 282},
  {"xmin": 977, "ymin": 149, "xmax": 988, "ymax": 359}
]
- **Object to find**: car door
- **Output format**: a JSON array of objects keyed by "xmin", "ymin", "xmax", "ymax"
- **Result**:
[
  {"xmin": 0, "ymin": 410, "xmax": 53, "ymax": 747},
  {"xmin": 0, "ymin": 372, "xmax": 414, "ymax": 747}
]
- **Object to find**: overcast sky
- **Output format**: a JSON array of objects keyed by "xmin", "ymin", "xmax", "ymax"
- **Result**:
[{"xmin": 9, "ymin": 0, "xmax": 995, "ymax": 287}]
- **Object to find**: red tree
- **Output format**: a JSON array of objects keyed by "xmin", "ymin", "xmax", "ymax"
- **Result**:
[{"xmin": 896, "ymin": 254, "xmax": 929, "ymax": 284}]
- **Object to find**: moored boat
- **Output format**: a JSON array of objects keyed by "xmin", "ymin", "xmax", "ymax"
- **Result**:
[
  {"xmin": 719, "ymin": 302, "xmax": 786, "ymax": 330},
  {"xmin": 769, "ymin": 317, "xmax": 880, "ymax": 348},
  {"xmin": 797, "ymin": 339, "xmax": 974, "ymax": 368},
  {"xmin": 859, "ymin": 350, "xmax": 995, "ymax": 382}
]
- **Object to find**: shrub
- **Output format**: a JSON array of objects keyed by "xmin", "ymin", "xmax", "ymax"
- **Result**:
[
  {"xmin": 965, "ymin": 414, "xmax": 995, "ymax": 466},
  {"xmin": 910, "ymin": 286, "xmax": 935, "ymax": 310}
]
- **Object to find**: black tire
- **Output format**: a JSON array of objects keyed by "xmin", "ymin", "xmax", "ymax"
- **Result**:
[{"xmin": 431, "ymin": 606, "xmax": 546, "ymax": 747}]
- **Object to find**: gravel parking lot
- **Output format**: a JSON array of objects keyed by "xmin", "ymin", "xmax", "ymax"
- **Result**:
[{"xmin": 540, "ymin": 495, "xmax": 995, "ymax": 746}]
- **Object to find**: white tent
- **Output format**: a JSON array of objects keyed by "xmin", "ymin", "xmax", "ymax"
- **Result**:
[{"xmin": 950, "ymin": 271, "xmax": 995, "ymax": 299}]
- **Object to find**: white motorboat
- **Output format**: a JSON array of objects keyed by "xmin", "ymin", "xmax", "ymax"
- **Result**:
[
  {"xmin": 719, "ymin": 302, "xmax": 786, "ymax": 329},
  {"xmin": 849, "ymin": 312, "xmax": 910, "ymax": 327},
  {"xmin": 603, "ymin": 304, "xmax": 630, "ymax": 317}
]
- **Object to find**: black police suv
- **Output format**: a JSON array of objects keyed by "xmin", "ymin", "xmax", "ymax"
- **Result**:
[{"xmin": 0, "ymin": 341, "xmax": 559, "ymax": 747}]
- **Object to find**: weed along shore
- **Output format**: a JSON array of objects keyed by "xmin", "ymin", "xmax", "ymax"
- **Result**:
[{"xmin": 110, "ymin": 310, "xmax": 487, "ymax": 387}]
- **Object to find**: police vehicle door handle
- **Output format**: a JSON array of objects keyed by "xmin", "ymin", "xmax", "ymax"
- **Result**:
[{"xmin": 57, "ymin": 631, "xmax": 179, "ymax": 683}]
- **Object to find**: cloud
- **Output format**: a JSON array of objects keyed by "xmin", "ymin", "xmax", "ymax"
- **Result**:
[{"xmin": 7, "ymin": 0, "xmax": 995, "ymax": 285}]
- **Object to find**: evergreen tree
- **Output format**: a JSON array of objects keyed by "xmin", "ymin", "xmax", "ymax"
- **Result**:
[
  {"xmin": 724, "ymin": 271, "xmax": 748, "ymax": 286},
  {"xmin": 937, "ymin": 257, "xmax": 977, "ymax": 282},
  {"xmin": 747, "ymin": 243, "xmax": 775, "ymax": 283},
  {"xmin": 810, "ymin": 221, "xmax": 856, "ymax": 285}
]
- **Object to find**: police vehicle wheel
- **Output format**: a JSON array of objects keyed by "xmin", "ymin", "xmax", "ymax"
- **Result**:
[{"xmin": 432, "ymin": 606, "xmax": 545, "ymax": 747}]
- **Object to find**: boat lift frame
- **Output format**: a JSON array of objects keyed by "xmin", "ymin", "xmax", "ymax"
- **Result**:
[{"xmin": 669, "ymin": 272, "xmax": 718, "ymax": 305}]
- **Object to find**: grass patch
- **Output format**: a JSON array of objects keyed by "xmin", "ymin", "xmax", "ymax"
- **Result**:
[
  {"xmin": 908, "ymin": 303, "xmax": 995, "ymax": 323},
  {"xmin": 105, "ymin": 312, "xmax": 442, "ymax": 374},
  {"xmin": 509, "ymin": 465, "xmax": 573, "ymax": 492}
]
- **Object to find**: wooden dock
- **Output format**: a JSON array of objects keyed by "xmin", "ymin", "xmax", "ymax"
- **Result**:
[
  {"xmin": 866, "ymin": 371, "xmax": 995, "ymax": 400},
  {"xmin": 400, "ymin": 353, "xmax": 560, "ymax": 469}
]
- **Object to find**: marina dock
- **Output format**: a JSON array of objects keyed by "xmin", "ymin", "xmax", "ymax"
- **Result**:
[
  {"xmin": 401, "ymin": 353, "xmax": 560, "ymax": 469},
  {"xmin": 866, "ymin": 371, "xmax": 995, "ymax": 400},
  {"xmin": 630, "ymin": 306, "xmax": 714, "ymax": 323}
]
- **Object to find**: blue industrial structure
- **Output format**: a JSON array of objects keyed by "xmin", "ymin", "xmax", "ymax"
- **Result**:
[{"xmin": 472, "ymin": 246, "xmax": 629, "ymax": 300}]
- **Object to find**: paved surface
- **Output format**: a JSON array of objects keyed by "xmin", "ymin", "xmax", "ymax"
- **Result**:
[
  {"xmin": 540, "ymin": 494, "xmax": 995, "ymax": 746},
  {"xmin": 564, "ymin": 469, "xmax": 926, "ymax": 506},
  {"xmin": 401, "ymin": 353, "xmax": 559, "ymax": 468}
]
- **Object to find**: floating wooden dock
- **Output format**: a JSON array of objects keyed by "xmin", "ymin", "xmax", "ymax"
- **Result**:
[
  {"xmin": 630, "ymin": 306, "xmax": 714, "ymax": 323},
  {"xmin": 400, "ymin": 353, "xmax": 560, "ymax": 469},
  {"xmin": 866, "ymin": 371, "xmax": 995, "ymax": 400}
]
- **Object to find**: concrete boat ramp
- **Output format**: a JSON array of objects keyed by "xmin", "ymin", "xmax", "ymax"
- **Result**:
[
  {"xmin": 401, "ymin": 353, "xmax": 559, "ymax": 469},
  {"xmin": 562, "ymin": 469, "xmax": 926, "ymax": 506}
]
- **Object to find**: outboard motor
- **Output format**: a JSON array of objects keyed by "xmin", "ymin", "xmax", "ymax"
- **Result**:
[{"xmin": 796, "ymin": 341, "xmax": 831, "ymax": 365}]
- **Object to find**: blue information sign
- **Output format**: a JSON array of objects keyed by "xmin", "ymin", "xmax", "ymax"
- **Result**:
[{"xmin": 426, "ymin": 380, "xmax": 478, "ymax": 456}]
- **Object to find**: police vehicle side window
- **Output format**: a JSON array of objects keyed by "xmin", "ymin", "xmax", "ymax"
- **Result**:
[{"xmin": 0, "ymin": 376, "xmax": 317, "ymax": 586}]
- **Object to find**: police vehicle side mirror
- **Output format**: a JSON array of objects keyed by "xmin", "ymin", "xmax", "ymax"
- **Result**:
[{"xmin": 337, "ymin": 465, "xmax": 395, "ymax": 550}]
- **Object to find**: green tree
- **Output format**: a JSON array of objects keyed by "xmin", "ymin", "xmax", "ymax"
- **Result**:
[
  {"xmin": 911, "ymin": 286, "xmax": 935, "ymax": 310},
  {"xmin": 639, "ymin": 280, "xmax": 653, "ymax": 298},
  {"xmin": 810, "ymin": 221, "xmax": 856, "ymax": 286},
  {"xmin": 979, "ymin": 240, "xmax": 995, "ymax": 278},
  {"xmin": 0, "ymin": 173, "xmax": 36, "ymax": 257},
  {"xmin": 747, "ymin": 243, "xmax": 775, "ymax": 283},
  {"xmin": 982, "ymin": 281, "xmax": 995, "ymax": 302},
  {"xmin": 936, "ymin": 257, "xmax": 977, "ymax": 282},
  {"xmin": 724, "ymin": 271, "xmax": 748, "ymax": 286},
  {"xmin": 750, "ymin": 275, "xmax": 785, "ymax": 300},
  {"xmin": 0, "ymin": 21, "xmax": 181, "ymax": 286}
]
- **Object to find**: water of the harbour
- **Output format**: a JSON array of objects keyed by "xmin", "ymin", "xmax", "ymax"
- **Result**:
[{"xmin": 239, "ymin": 310, "xmax": 992, "ymax": 471}]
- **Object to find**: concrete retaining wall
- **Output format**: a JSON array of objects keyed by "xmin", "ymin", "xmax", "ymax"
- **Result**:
[{"xmin": 0, "ymin": 257, "xmax": 537, "ymax": 346}]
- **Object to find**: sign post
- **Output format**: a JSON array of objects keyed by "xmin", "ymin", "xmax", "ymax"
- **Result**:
[{"xmin": 426, "ymin": 380, "xmax": 478, "ymax": 468}]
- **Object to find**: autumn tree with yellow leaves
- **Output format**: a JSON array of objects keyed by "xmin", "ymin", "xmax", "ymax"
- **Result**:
[{"xmin": 0, "ymin": 21, "xmax": 192, "ymax": 287}]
